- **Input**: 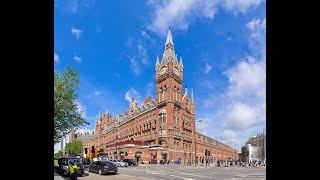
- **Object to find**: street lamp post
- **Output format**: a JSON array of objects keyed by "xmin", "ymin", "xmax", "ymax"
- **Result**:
[
  {"xmin": 116, "ymin": 130, "xmax": 118, "ymax": 160},
  {"xmin": 194, "ymin": 119, "xmax": 202, "ymax": 167}
]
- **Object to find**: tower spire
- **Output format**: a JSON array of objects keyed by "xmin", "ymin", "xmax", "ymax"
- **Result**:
[
  {"xmin": 156, "ymin": 55, "xmax": 159, "ymax": 64},
  {"xmin": 191, "ymin": 88, "xmax": 194, "ymax": 103},
  {"xmin": 165, "ymin": 29, "xmax": 174, "ymax": 48}
]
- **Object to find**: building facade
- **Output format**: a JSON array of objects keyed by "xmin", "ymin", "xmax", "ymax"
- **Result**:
[
  {"xmin": 241, "ymin": 132, "xmax": 266, "ymax": 162},
  {"xmin": 70, "ymin": 30, "xmax": 237, "ymax": 164},
  {"xmin": 69, "ymin": 131, "xmax": 95, "ymax": 154}
]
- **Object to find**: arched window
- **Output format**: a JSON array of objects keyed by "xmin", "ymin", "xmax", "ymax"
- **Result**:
[{"xmin": 176, "ymin": 115, "xmax": 179, "ymax": 125}]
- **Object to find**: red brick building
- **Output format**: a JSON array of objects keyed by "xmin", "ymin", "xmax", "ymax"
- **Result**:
[{"xmin": 70, "ymin": 29, "xmax": 238, "ymax": 164}]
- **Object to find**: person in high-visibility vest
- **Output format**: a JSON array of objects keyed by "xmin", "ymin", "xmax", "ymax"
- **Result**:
[
  {"xmin": 54, "ymin": 158, "xmax": 59, "ymax": 172},
  {"xmin": 65, "ymin": 162, "xmax": 78, "ymax": 180}
]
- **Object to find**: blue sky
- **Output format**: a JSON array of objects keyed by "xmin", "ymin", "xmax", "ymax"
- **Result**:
[{"xmin": 54, "ymin": 0, "xmax": 266, "ymax": 152}]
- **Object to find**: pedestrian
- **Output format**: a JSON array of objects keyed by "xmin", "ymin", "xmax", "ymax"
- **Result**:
[
  {"xmin": 54, "ymin": 158, "xmax": 59, "ymax": 173},
  {"xmin": 65, "ymin": 161, "xmax": 78, "ymax": 180}
]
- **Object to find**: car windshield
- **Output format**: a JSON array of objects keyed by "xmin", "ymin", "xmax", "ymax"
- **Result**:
[
  {"xmin": 101, "ymin": 161, "xmax": 114, "ymax": 166},
  {"xmin": 69, "ymin": 158, "xmax": 81, "ymax": 164}
]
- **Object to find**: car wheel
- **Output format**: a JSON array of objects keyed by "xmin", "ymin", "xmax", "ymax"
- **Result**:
[{"xmin": 99, "ymin": 169, "xmax": 102, "ymax": 175}]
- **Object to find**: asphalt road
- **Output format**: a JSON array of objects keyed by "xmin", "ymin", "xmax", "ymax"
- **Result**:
[{"xmin": 57, "ymin": 165, "xmax": 266, "ymax": 180}]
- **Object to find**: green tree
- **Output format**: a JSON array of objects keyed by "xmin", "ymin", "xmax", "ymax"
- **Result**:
[
  {"xmin": 65, "ymin": 141, "xmax": 83, "ymax": 155},
  {"xmin": 55, "ymin": 150, "xmax": 64, "ymax": 157},
  {"xmin": 54, "ymin": 66, "xmax": 89, "ymax": 143}
]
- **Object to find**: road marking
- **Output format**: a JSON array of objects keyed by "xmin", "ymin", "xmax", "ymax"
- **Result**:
[
  {"xmin": 146, "ymin": 166, "xmax": 149, "ymax": 172},
  {"xmin": 170, "ymin": 174, "xmax": 194, "ymax": 180},
  {"xmin": 133, "ymin": 166, "xmax": 138, "ymax": 170},
  {"xmin": 154, "ymin": 167, "xmax": 164, "ymax": 172},
  {"xmin": 120, "ymin": 174, "xmax": 155, "ymax": 180},
  {"xmin": 176, "ymin": 172, "xmax": 213, "ymax": 178}
]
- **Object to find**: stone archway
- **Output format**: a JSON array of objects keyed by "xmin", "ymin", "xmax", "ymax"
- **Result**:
[{"xmin": 135, "ymin": 151, "xmax": 142, "ymax": 163}]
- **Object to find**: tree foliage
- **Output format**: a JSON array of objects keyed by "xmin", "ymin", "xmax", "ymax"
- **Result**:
[
  {"xmin": 65, "ymin": 141, "xmax": 83, "ymax": 155},
  {"xmin": 54, "ymin": 66, "xmax": 89, "ymax": 143},
  {"xmin": 55, "ymin": 150, "xmax": 63, "ymax": 157}
]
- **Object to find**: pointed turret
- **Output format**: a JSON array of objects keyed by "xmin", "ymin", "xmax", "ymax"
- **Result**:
[
  {"xmin": 156, "ymin": 55, "xmax": 160, "ymax": 64},
  {"xmin": 185, "ymin": 85, "xmax": 188, "ymax": 96},
  {"xmin": 155, "ymin": 55, "xmax": 160, "ymax": 70},
  {"xmin": 191, "ymin": 88, "xmax": 194, "ymax": 103},
  {"xmin": 95, "ymin": 114, "xmax": 98, "ymax": 126}
]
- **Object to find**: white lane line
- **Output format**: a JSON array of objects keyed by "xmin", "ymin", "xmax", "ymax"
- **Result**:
[
  {"xmin": 170, "ymin": 174, "xmax": 194, "ymax": 180},
  {"xmin": 120, "ymin": 174, "xmax": 155, "ymax": 180},
  {"xmin": 174, "ymin": 172, "xmax": 213, "ymax": 178}
]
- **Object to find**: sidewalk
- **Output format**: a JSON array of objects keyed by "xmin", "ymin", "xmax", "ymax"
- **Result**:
[{"xmin": 54, "ymin": 172, "xmax": 65, "ymax": 180}]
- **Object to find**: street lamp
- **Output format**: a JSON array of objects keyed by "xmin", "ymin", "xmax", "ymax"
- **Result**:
[
  {"xmin": 194, "ymin": 119, "xmax": 202, "ymax": 167},
  {"xmin": 115, "ymin": 124, "xmax": 119, "ymax": 160}
]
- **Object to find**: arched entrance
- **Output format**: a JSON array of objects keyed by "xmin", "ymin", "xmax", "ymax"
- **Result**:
[
  {"xmin": 119, "ymin": 151, "xmax": 125, "ymax": 160},
  {"xmin": 135, "ymin": 151, "xmax": 142, "ymax": 163}
]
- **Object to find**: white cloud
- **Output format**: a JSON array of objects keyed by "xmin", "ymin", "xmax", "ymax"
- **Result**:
[
  {"xmin": 138, "ymin": 44, "xmax": 148, "ymax": 64},
  {"xmin": 126, "ymin": 38, "xmax": 133, "ymax": 47},
  {"xmin": 54, "ymin": 52, "xmax": 60, "ymax": 63},
  {"xmin": 141, "ymin": 31, "xmax": 151, "ymax": 40},
  {"xmin": 225, "ymin": 56, "xmax": 266, "ymax": 99},
  {"xmin": 125, "ymin": 89, "xmax": 142, "ymax": 106},
  {"xmin": 145, "ymin": 82, "xmax": 154, "ymax": 96},
  {"xmin": 73, "ymin": 55, "xmax": 82, "ymax": 63},
  {"xmin": 220, "ymin": 0, "xmax": 264, "ymax": 14},
  {"xmin": 75, "ymin": 101, "xmax": 86, "ymax": 118},
  {"xmin": 199, "ymin": 80, "xmax": 214, "ymax": 90},
  {"xmin": 247, "ymin": 18, "xmax": 266, "ymax": 57},
  {"xmin": 223, "ymin": 103, "xmax": 259, "ymax": 129},
  {"xmin": 129, "ymin": 56, "xmax": 140, "ymax": 75},
  {"xmin": 71, "ymin": 27, "xmax": 82, "ymax": 39},
  {"xmin": 94, "ymin": 91, "xmax": 102, "ymax": 96},
  {"xmin": 147, "ymin": 0, "xmax": 217, "ymax": 35},
  {"xmin": 70, "ymin": 0, "xmax": 79, "ymax": 13},
  {"xmin": 204, "ymin": 63, "xmax": 212, "ymax": 74},
  {"xmin": 196, "ymin": 17, "xmax": 266, "ymax": 150},
  {"xmin": 76, "ymin": 128, "xmax": 94, "ymax": 135},
  {"xmin": 147, "ymin": 0, "xmax": 264, "ymax": 36},
  {"xmin": 221, "ymin": 129, "xmax": 237, "ymax": 139}
]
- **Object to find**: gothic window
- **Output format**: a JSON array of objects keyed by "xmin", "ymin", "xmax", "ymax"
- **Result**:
[{"xmin": 175, "ymin": 89, "xmax": 178, "ymax": 101}]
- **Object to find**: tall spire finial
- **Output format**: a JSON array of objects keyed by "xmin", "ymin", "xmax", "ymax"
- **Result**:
[
  {"xmin": 191, "ymin": 88, "xmax": 194, "ymax": 103},
  {"xmin": 169, "ymin": 24, "xmax": 170, "ymax": 30},
  {"xmin": 165, "ymin": 27, "xmax": 174, "ymax": 47}
]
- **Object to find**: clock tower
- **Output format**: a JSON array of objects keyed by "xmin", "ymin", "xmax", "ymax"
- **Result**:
[{"xmin": 155, "ymin": 28, "xmax": 186, "ymax": 156}]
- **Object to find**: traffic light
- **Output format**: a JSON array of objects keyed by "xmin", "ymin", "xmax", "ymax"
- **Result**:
[
  {"xmin": 92, "ymin": 146, "xmax": 94, "ymax": 152},
  {"xmin": 85, "ymin": 148, "xmax": 88, "ymax": 154},
  {"xmin": 209, "ymin": 151, "xmax": 210, "ymax": 156}
]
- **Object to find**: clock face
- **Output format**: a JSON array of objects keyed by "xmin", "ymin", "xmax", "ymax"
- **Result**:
[
  {"xmin": 160, "ymin": 67, "xmax": 167, "ymax": 75},
  {"xmin": 174, "ymin": 67, "xmax": 180, "ymax": 75}
]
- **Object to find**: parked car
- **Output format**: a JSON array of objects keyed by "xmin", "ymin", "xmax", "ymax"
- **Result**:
[
  {"xmin": 123, "ymin": 159, "xmax": 138, "ymax": 166},
  {"xmin": 88, "ymin": 161, "xmax": 117, "ymax": 175},
  {"xmin": 110, "ymin": 160, "xmax": 128, "ymax": 167},
  {"xmin": 58, "ymin": 157, "xmax": 84, "ymax": 176}
]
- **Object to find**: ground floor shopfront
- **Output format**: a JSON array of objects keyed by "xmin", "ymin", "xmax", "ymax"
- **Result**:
[{"xmin": 99, "ymin": 140, "xmax": 232, "ymax": 164}]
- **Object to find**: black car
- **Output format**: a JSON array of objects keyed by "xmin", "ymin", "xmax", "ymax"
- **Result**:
[
  {"xmin": 123, "ymin": 159, "xmax": 138, "ymax": 166},
  {"xmin": 88, "ymin": 161, "xmax": 118, "ymax": 175},
  {"xmin": 58, "ymin": 157, "xmax": 84, "ymax": 176}
]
